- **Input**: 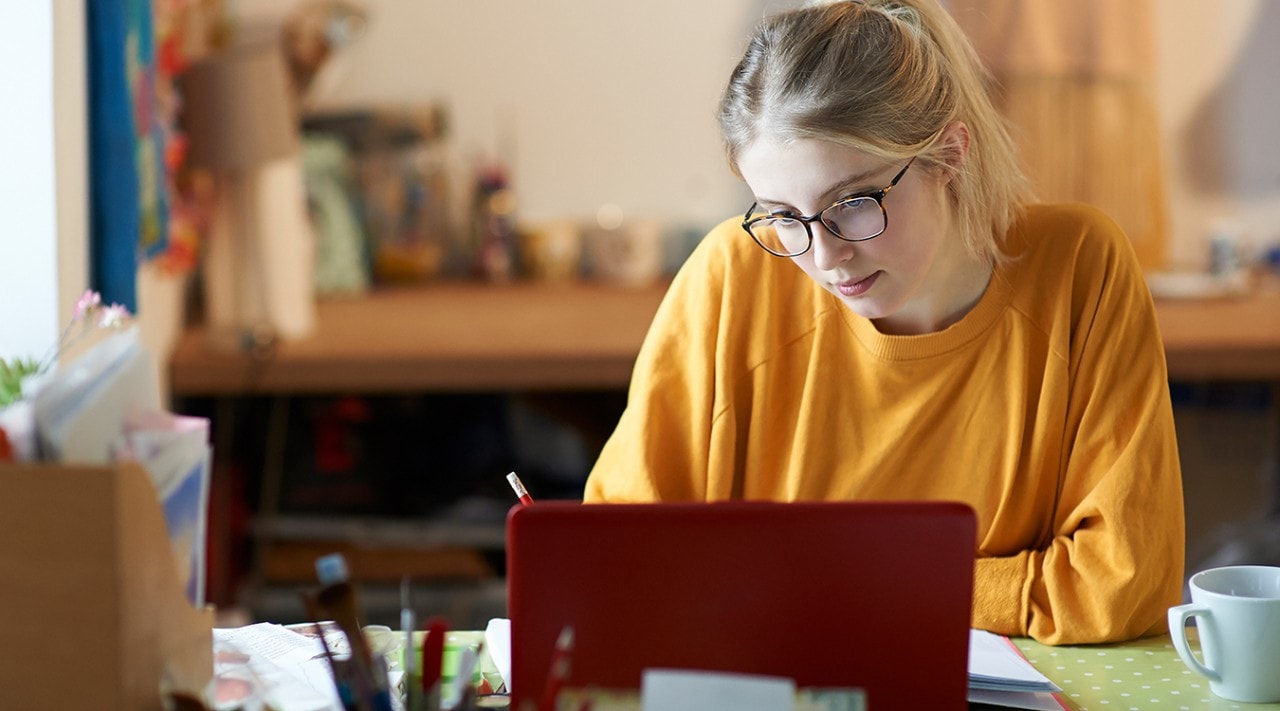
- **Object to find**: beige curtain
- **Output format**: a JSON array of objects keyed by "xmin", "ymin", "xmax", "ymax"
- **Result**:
[{"xmin": 951, "ymin": 0, "xmax": 1169, "ymax": 268}]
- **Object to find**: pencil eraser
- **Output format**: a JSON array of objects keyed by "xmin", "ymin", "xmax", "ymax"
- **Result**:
[{"xmin": 315, "ymin": 552, "xmax": 350, "ymax": 585}]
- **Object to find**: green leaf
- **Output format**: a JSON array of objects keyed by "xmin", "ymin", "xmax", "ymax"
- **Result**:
[{"xmin": 0, "ymin": 357, "xmax": 42, "ymax": 407}]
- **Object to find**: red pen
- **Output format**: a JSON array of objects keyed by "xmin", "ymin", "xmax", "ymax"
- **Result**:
[
  {"xmin": 538, "ymin": 626, "xmax": 575, "ymax": 711},
  {"xmin": 421, "ymin": 616, "xmax": 449, "ymax": 710},
  {"xmin": 506, "ymin": 471, "xmax": 534, "ymax": 507}
]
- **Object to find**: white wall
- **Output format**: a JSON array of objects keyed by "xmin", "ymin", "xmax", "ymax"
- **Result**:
[
  {"xmin": 0, "ymin": 3, "xmax": 60, "ymax": 361},
  {"xmin": 0, "ymin": 2, "xmax": 87, "ymax": 363},
  {"xmin": 1155, "ymin": 0, "xmax": 1280, "ymax": 268},
  {"xmin": 237, "ymin": 0, "xmax": 1279, "ymax": 265},
  {"xmin": 238, "ymin": 0, "xmax": 776, "ymax": 229}
]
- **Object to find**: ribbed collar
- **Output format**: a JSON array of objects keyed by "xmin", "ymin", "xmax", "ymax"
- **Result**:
[{"xmin": 834, "ymin": 264, "xmax": 1017, "ymax": 361}]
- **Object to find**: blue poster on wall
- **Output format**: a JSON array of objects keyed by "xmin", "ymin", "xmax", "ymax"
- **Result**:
[{"xmin": 88, "ymin": 0, "xmax": 168, "ymax": 313}]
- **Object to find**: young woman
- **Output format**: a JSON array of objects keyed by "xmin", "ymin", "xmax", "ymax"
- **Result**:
[{"xmin": 583, "ymin": 0, "xmax": 1184, "ymax": 645}]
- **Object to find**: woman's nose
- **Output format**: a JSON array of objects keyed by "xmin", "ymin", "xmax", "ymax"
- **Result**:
[{"xmin": 808, "ymin": 222, "xmax": 855, "ymax": 271}]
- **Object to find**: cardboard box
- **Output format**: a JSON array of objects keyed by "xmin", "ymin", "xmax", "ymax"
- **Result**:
[{"xmin": 0, "ymin": 462, "xmax": 213, "ymax": 708}]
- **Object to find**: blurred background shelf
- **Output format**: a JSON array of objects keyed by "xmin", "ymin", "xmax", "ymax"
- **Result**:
[
  {"xmin": 170, "ymin": 280, "xmax": 670, "ymax": 395},
  {"xmin": 170, "ymin": 279, "xmax": 1280, "ymax": 624},
  {"xmin": 1153, "ymin": 285, "xmax": 1280, "ymax": 380}
]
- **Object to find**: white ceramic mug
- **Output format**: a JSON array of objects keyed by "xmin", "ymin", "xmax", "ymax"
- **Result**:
[{"xmin": 1168, "ymin": 565, "xmax": 1280, "ymax": 703}]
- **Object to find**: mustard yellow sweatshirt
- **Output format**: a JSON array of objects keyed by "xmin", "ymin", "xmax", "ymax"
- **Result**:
[{"xmin": 584, "ymin": 203, "xmax": 1185, "ymax": 645}]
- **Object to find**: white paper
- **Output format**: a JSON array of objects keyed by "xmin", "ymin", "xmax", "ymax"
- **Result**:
[
  {"xmin": 484, "ymin": 618, "xmax": 512, "ymax": 690},
  {"xmin": 214, "ymin": 623, "xmax": 343, "ymax": 711},
  {"xmin": 641, "ymin": 669, "xmax": 795, "ymax": 711},
  {"xmin": 968, "ymin": 629, "xmax": 1059, "ymax": 692},
  {"xmin": 33, "ymin": 328, "xmax": 159, "ymax": 464}
]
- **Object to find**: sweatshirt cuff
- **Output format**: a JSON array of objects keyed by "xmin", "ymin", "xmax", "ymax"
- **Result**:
[{"xmin": 973, "ymin": 553, "xmax": 1030, "ymax": 637}]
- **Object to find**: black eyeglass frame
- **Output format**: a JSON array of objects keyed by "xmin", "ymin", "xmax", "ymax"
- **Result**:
[{"xmin": 740, "ymin": 157, "xmax": 916, "ymax": 257}]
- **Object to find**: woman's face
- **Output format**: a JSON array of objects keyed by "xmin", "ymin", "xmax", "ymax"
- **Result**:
[{"xmin": 736, "ymin": 130, "xmax": 989, "ymax": 335}]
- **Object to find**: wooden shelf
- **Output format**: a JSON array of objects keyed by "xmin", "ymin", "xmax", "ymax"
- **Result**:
[
  {"xmin": 171, "ymin": 280, "xmax": 671, "ymax": 395},
  {"xmin": 1154, "ymin": 287, "xmax": 1280, "ymax": 381},
  {"xmin": 170, "ymin": 279, "xmax": 1280, "ymax": 396}
]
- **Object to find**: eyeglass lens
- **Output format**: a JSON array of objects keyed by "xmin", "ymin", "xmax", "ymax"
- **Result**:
[{"xmin": 750, "ymin": 197, "xmax": 886, "ymax": 255}]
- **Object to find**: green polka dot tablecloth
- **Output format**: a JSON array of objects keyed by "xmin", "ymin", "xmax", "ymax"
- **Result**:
[{"xmin": 1013, "ymin": 629, "xmax": 1280, "ymax": 710}]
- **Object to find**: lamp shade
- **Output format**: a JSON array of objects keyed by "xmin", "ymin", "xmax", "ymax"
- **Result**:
[{"xmin": 182, "ymin": 43, "xmax": 299, "ymax": 171}]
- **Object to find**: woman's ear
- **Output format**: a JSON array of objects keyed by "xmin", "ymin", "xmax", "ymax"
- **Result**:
[{"xmin": 934, "ymin": 121, "xmax": 971, "ymax": 181}]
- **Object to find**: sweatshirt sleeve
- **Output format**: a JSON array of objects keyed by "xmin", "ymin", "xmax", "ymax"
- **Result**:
[
  {"xmin": 583, "ymin": 227, "xmax": 730, "ymax": 503},
  {"xmin": 972, "ymin": 211, "xmax": 1185, "ymax": 644}
]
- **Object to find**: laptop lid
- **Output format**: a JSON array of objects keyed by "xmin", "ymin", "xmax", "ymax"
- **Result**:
[{"xmin": 506, "ymin": 500, "xmax": 976, "ymax": 709}]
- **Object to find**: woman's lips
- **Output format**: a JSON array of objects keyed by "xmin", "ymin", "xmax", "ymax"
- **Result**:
[{"xmin": 835, "ymin": 271, "xmax": 880, "ymax": 297}]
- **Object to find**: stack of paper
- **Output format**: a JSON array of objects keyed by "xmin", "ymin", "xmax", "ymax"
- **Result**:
[{"xmin": 967, "ymin": 630, "xmax": 1061, "ymax": 710}]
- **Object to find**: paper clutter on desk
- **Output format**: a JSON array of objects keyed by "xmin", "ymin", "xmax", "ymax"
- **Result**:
[{"xmin": 483, "ymin": 618, "xmax": 512, "ymax": 692}]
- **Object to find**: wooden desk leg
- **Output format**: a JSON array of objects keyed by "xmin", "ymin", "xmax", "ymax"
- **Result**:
[
  {"xmin": 250, "ymin": 396, "xmax": 291, "ymax": 595},
  {"xmin": 207, "ymin": 398, "xmax": 237, "ymax": 608}
]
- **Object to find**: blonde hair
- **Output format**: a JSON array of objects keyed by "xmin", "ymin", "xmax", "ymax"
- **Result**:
[{"xmin": 718, "ymin": 0, "xmax": 1030, "ymax": 263}]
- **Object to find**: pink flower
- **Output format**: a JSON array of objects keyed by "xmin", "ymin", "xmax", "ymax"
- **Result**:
[
  {"xmin": 74, "ymin": 290, "xmax": 102, "ymax": 320},
  {"xmin": 98, "ymin": 304, "xmax": 131, "ymax": 328},
  {"xmin": 36, "ymin": 291, "xmax": 133, "ymax": 373}
]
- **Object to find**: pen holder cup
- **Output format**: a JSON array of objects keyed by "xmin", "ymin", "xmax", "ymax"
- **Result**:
[
  {"xmin": 363, "ymin": 625, "xmax": 403, "ymax": 668},
  {"xmin": 406, "ymin": 630, "xmax": 501, "ymax": 700}
]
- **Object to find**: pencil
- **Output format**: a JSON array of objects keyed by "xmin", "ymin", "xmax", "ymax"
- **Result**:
[
  {"xmin": 401, "ymin": 576, "xmax": 419, "ymax": 711},
  {"xmin": 300, "ymin": 595, "xmax": 355, "ymax": 709},
  {"xmin": 421, "ymin": 616, "xmax": 449, "ymax": 711},
  {"xmin": 506, "ymin": 471, "xmax": 534, "ymax": 506}
]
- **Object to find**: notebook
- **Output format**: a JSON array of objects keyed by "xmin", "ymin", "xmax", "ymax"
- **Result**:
[{"xmin": 505, "ymin": 500, "xmax": 977, "ymax": 709}]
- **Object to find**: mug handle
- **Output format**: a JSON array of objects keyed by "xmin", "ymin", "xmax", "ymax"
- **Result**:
[{"xmin": 1168, "ymin": 603, "xmax": 1222, "ymax": 682}]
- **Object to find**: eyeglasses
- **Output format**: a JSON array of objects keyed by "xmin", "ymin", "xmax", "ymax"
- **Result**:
[{"xmin": 741, "ymin": 157, "xmax": 915, "ymax": 257}]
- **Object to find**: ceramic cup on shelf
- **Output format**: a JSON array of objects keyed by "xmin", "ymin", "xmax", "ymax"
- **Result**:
[
  {"xmin": 586, "ymin": 216, "xmax": 665, "ymax": 287},
  {"xmin": 1168, "ymin": 565, "xmax": 1280, "ymax": 703},
  {"xmin": 520, "ymin": 220, "xmax": 583, "ymax": 282}
]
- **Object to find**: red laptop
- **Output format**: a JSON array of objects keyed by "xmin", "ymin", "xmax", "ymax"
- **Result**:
[{"xmin": 506, "ymin": 500, "xmax": 976, "ymax": 709}]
